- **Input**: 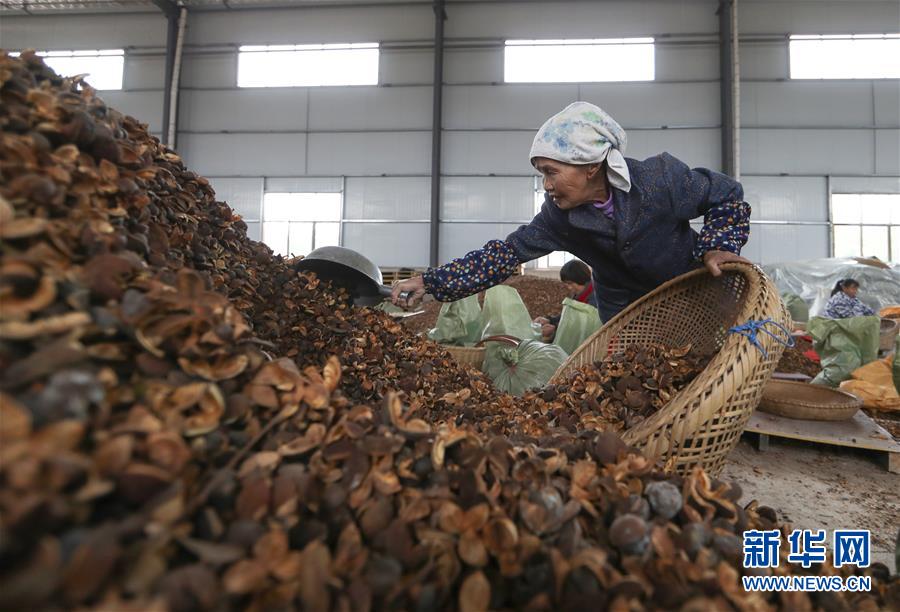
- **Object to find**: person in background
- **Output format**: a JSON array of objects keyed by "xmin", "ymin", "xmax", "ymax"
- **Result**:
[
  {"xmin": 534, "ymin": 259, "xmax": 596, "ymax": 341},
  {"xmin": 824, "ymin": 278, "xmax": 876, "ymax": 319},
  {"xmin": 391, "ymin": 101, "xmax": 752, "ymax": 320},
  {"xmin": 558, "ymin": 259, "xmax": 596, "ymax": 307}
]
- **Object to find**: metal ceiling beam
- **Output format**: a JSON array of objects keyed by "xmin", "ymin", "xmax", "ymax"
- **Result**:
[
  {"xmin": 0, "ymin": 0, "xmax": 152, "ymax": 11},
  {"xmin": 152, "ymin": 0, "xmax": 176, "ymax": 16},
  {"xmin": 4, "ymin": 0, "xmax": 892, "ymax": 14},
  {"xmin": 429, "ymin": 0, "xmax": 446, "ymax": 267}
]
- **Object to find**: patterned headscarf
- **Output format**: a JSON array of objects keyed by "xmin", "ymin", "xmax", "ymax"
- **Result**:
[{"xmin": 529, "ymin": 101, "xmax": 631, "ymax": 192}]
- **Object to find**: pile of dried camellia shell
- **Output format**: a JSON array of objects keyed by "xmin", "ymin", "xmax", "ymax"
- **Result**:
[
  {"xmin": 1, "ymin": 52, "xmax": 897, "ymax": 611},
  {"xmin": 419, "ymin": 344, "xmax": 712, "ymax": 441}
]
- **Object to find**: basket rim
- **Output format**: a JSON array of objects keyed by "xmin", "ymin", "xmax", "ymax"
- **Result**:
[
  {"xmin": 441, "ymin": 344, "xmax": 486, "ymax": 352},
  {"xmin": 549, "ymin": 262, "xmax": 775, "ymax": 446},
  {"xmin": 761, "ymin": 379, "xmax": 864, "ymax": 410}
]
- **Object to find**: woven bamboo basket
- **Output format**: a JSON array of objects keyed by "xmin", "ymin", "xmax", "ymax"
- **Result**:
[
  {"xmin": 443, "ymin": 335, "xmax": 521, "ymax": 370},
  {"xmin": 443, "ymin": 345, "xmax": 487, "ymax": 369},
  {"xmin": 880, "ymin": 318, "xmax": 899, "ymax": 352},
  {"xmin": 549, "ymin": 263, "xmax": 790, "ymax": 477},
  {"xmin": 758, "ymin": 380, "xmax": 861, "ymax": 421}
]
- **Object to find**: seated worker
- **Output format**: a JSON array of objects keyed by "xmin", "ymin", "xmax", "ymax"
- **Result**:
[
  {"xmin": 534, "ymin": 259, "xmax": 596, "ymax": 342},
  {"xmin": 824, "ymin": 278, "xmax": 876, "ymax": 319}
]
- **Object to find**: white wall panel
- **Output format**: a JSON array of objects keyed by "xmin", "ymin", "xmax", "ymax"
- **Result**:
[
  {"xmin": 344, "ymin": 177, "xmax": 431, "ymax": 220},
  {"xmin": 743, "ymin": 225, "xmax": 830, "ymax": 265},
  {"xmin": 309, "ymin": 87, "xmax": 431, "ymax": 130},
  {"xmin": 245, "ymin": 222, "xmax": 261, "ymax": 242},
  {"xmin": 265, "ymin": 177, "xmax": 343, "ymax": 192},
  {"xmin": 739, "ymin": 42, "xmax": 788, "ymax": 81},
  {"xmin": 742, "ymin": 82, "xmax": 873, "ymax": 127},
  {"xmin": 185, "ymin": 7, "xmax": 432, "ymax": 46},
  {"xmin": 741, "ymin": 129, "xmax": 874, "ymax": 175},
  {"xmin": 445, "ymin": 1, "xmax": 715, "ymax": 39},
  {"xmin": 831, "ymin": 176, "xmax": 900, "ymax": 193},
  {"xmin": 124, "ymin": 54, "xmax": 165, "ymax": 90},
  {"xmin": 741, "ymin": 176, "xmax": 828, "ymax": 222},
  {"xmin": 875, "ymin": 130, "xmax": 900, "ymax": 175},
  {"xmin": 101, "ymin": 91, "xmax": 164, "ymax": 133},
  {"xmin": 443, "ymin": 85, "xmax": 578, "ymax": 130},
  {"xmin": 179, "ymin": 133, "xmax": 306, "ymax": 176},
  {"xmin": 874, "ymin": 82, "xmax": 900, "ymax": 127},
  {"xmin": 740, "ymin": 1, "xmax": 900, "ymax": 33},
  {"xmin": 626, "ymin": 129, "xmax": 721, "ymax": 170},
  {"xmin": 342, "ymin": 222, "xmax": 429, "ymax": 267},
  {"xmin": 442, "ymin": 177, "xmax": 534, "ymax": 221},
  {"xmin": 207, "ymin": 177, "xmax": 264, "ymax": 221},
  {"xmin": 380, "ymin": 49, "xmax": 433, "ymax": 85},
  {"xmin": 307, "ymin": 132, "xmax": 430, "ymax": 175},
  {"xmin": 579, "ymin": 83, "xmax": 719, "ymax": 127},
  {"xmin": 442, "ymin": 131, "xmax": 535, "ymax": 175},
  {"xmin": 445, "ymin": 49, "xmax": 503, "ymax": 84},
  {"xmin": 179, "ymin": 89, "xmax": 307, "ymax": 132},
  {"xmin": 442, "ymin": 130, "xmax": 721, "ymax": 176},
  {"xmin": 656, "ymin": 44, "xmax": 719, "ymax": 81},
  {"xmin": 439, "ymin": 223, "xmax": 522, "ymax": 264},
  {"xmin": 181, "ymin": 53, "xmax": 237, "ymax": 89},
  {"xmin": 0, "ymin": 14, "xmax": 165, "ymax": 49}
]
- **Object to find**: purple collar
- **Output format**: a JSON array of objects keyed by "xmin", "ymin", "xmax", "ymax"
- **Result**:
[{"xmin": 592, "ymin": 192, "xmax": 614, "ymax": 219}]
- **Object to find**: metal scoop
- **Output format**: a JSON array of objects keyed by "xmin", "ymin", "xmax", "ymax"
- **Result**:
[{"xmin": 291, "ymin": 245, "xmax": 410, "ymax": 307}]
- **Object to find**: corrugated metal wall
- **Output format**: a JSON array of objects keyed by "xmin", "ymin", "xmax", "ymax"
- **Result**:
[
  {"xmin": 3, "ymin": 0, "xmax": 898, "ymax": 267},
  {"xmin": 738, "ymin": 0, "xmax": 900, "ymax": 264}
]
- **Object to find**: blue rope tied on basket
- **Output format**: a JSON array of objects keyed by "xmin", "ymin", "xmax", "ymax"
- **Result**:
[{"xmin": 727, "ymin": 318, "xmax": 794, "ymax": 358}]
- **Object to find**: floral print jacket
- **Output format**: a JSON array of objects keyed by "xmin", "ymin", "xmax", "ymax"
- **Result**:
[
  {"xmin": 824, "ymin": 292, "xmax": 876, "ymax": 319},
  {"xmin": 423, "ymin": 153, "xmax": 750, "ymax": 321}
]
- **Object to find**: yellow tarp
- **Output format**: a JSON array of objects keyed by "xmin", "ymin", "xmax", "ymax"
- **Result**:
[
  {"xmin": 839, "ymin": 353, "xmax": 900, "ymax": 411},
  {"xmin": 879, "ymin": 305, "xmax": 900, "ymax": 318}
]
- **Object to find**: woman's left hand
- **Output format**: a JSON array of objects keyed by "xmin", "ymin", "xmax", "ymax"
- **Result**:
[
  {"xmin": 703, "ymin": 250, "xmax": 751, "ymax": 277},
  {"xmin": 541, "ymin": 323, "xmax": 557, "ymax": 342}
]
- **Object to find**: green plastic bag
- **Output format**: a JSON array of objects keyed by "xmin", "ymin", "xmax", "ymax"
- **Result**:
[
  {"xmin": 782, "ymin": 292, "xmax": 809, "ymax": 323},
  {"xmin": 893, "ymin": 335, "xmax": 900, "ymax": 395},
  {"xmin": 427, "ymin": 294, "xmax": 483, "ymax": 346},
  {"xmin": 375, "ymin": 302, "xmax": 406, "ymax": 315},
  {"xmin": 807, "ymin": 316, "xmax": 880, "ymax": 387},
  {"xmin": 480, "ymin": 285, "xmax": 540, "ymax": 341},
  {"xmin": 553, "ymin": 298, "xmax": 603, "ymax": 355},
  {"xmin": 483, "ymin": 339, "xmax": 568, "ymax": 396}
]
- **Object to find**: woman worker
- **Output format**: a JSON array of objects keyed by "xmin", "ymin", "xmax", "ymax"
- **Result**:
[
  {"xmin": 824, "ymin": 278, "xmax": 876, "ymax": 319},
  {"xmin": 392, "ymin": 102, "xmax": 752, "ymax": 322}
]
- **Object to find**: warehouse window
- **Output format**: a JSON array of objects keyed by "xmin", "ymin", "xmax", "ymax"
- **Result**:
[
  {"xmin": 831, "ymin": 194, "xmax": 900, "ymax": 262},
  {"xmin": 504, "ymin": 38, "xmax": 654, "ymax": 83},
  {"xmin": 790, "ymin": 34, "xmax": 900, "ymax": 79},
  {"xmin": 237, "ymin": 44, "xmax": 379, "ymax": 87},
  {"xmin": 9, "ymin": 49, "xmax": 124, "ymax": 90},
  {"xmin": 529, "ymin": 180, "xmax": 576, "ymax": 269},
  {"xmin": 262, "ymin": 192, "xmax": 341, "ymax": 257}
]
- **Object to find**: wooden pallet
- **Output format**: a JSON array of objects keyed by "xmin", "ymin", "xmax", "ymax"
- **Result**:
[
  {"xmin": 380, "ymin": 267, "xmax": 426, "ymax": 284},
  {"xmin": 745, "ymin": 409, "xmax": 900, "ymax": 474}
]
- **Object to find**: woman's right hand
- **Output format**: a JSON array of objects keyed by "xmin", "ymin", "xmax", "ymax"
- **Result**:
[{"xmin": 391, "ymin": 275, "xmax": 427, "ymax": 308}]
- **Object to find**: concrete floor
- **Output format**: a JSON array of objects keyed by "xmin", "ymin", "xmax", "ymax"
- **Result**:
[{"xmin": 722, "ymin": 436, "xmax": 900, "ymax": 570}]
